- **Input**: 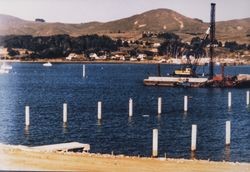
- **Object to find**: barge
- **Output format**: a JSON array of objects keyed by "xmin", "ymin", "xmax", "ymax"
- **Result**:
[
  {"xmin": 144, "ymin": 76, "xmax": 208, "ymax": 87},
  {"xmin": 143, "ymin": 73, "xmax": 250, "ymax": 88}
]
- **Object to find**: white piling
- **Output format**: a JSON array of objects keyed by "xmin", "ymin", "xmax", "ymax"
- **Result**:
[
  {"xmin": 228, "ymin": 92, "xmax": 232, "ymax": 108},
  {"xmin": 184, "ymin": 96, "xmax": 188, "ymax": 112},
  {"xmin": 83, "ymin": 65, "xmax": 86, "ymax": 78},
  {"xmin": 25, "ymin": 106, "xmax": 30, "ymax": 126},
  {"xmin": 158, "ymin": 97, "xmax": 162, "ymax": 115},
  {"xmin": 247, "ymin": 91, "xmax": 249, "ymax": 106},
  {"xmin": 191, "ymin": 124, "xmax": 197, "ymax": 151},
  {"xmin": 98, "ymin": 101, "xmax": 102, "ymax": 120},
  {"xmin": 226, "ymin": 121, "xmax": 231, "ymax": 145},
  {"xmin": 152, "ymin": 129, "xmax": 158, "ymax": 157},
  {"xmin": 129, "ymin": 98, "xmax": 133, "ymax": 117},
  {"xmin": 63, "ymin": 103, "xmax": 67, "ymax": 123}
]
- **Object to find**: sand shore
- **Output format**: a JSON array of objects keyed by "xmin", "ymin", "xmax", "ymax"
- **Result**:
[{"xmin": 0, "ymin": 144, "xmax": 249, "ymax": 171}]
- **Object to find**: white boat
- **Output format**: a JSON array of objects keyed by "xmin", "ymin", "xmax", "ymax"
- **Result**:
[
  {"xmin": 1, "ymin": 63, "xmax": 12, "ymax": 70},
  {"xmin": 215, "ymin": 62, "xmax": 220, "ymax": 66},
  {"xmin": 0, "ymin": 62, "xmax": 12, "ymax": 74},
  {"xmin": 0, "ymin": 68, "xmax": 9, "ymax": 74},
  {"xmin": 43, "ymin": 62, "xmax": 52, "ymax": 67}
]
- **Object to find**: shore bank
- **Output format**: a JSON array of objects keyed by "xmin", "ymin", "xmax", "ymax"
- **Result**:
[
  {"xmin": 0, "ymin": 144, "xmax": 249, "ymax": 171},
  {"xmin": 2, "ymin": 58, "xmax": 250, "ymax": 65}
]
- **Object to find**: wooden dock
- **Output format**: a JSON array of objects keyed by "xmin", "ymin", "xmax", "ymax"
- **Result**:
[{"xmin": 31, "ymin": 142, "xmax": 90, "ymax": 152}]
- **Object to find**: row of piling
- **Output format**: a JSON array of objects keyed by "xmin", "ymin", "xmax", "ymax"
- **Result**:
[
  {"xmin": 25, "ymin": 103, "xmax": 232, "ymax": 157},
  {"xmin": 152, "ymin": 121, "xmax": 231, "ymax": 157},
  {"xmin": 23, "ymin": 91, "xmax": 247, "ymax": 157},
  {"xmin": 25, "ymin": 91, "xmax": 249, "ymax": 126},
  {"xmin": 228, "ymin": 91, "xmax": 249, "ymax": 108}
]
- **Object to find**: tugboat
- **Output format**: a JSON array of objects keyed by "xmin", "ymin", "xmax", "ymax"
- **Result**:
[{"xmin": 144, "ymin": 3, "xmax": 250, "ymax": 88}]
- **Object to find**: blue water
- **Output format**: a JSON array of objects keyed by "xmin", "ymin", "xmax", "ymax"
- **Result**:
[{"xmin": 0, "ymin": 63, "xmax": 249, "ymax": 162}]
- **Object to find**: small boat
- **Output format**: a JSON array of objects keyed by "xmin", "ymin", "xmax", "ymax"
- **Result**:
[
  {"xmin": 0, "ymin": 68, "xmax": 9, "ymax": 74},
  {"xmin": 43, "ymin": 62, "xmax": 52, "ymax": 67},
  {"xmin": 1, "ymin": 63, "xmax": 12, "ymax": 70},
  {"xmin": 215, "ymin": 62, "xmax": 220, "ymax": 66},
  {"xmin": 0, "ymin": 62, "xmax": 11, "ymax": 74}
]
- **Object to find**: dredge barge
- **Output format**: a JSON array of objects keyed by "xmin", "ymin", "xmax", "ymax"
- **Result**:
[
  {"xmin": 144, "ymin": 72, "xmax": 250, "ymax": 88},
  {"xmin": 144, "ymin": 3, "xmax": 250, "ymax": 88}
]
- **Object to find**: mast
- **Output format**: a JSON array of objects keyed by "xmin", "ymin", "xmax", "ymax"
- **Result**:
[{"xmin": 209, "ymin": 3, "xmax": 216, "ymax": 79}]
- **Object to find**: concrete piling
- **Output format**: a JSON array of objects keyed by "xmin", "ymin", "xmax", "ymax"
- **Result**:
[
  {"xmin": 129, "ymin": 98, "xmax": 133, "ymax": 117},
  {"xmin": 98, "ymin": 101, "xmax": 102, "ymax": 120},
  {"xmin": 25, "ymin": 106, "xmax": 30, "ymax": 126},
  {"xmin": 152, "ymin": 129, "xmax": 158, "ymax": 157},
  {"xmin": 191, "ymin": 124, "xmax": 197, "ymax": 151},
  {"xmin": 184, "ymin": 96, "xmax": 188, "ymax": 112},
  {"xmin": 83, "ymin": 65, "xmax": 86, "ymax": 78},
  {"xmin": 158, "ymin": 97, "xmax": 162, "ymax": 115},
  {"xmin": 63, "ymin": 103, "xmax": 67, "ymax": 123},
  {"xmin": 247, "ymin": 91, "xmax": 249, "ymax": 106},
  {"xmin": 226, "ymin": 121, "xmax": 231, "ymax": 145},
  {"xmin": 228, "ymin": 92, "xmax": 232, "ymax": 108}
]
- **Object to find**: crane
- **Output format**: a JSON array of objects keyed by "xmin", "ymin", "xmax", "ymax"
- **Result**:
[{"xmin": 173, "ymin": 3, "xmax": 216, "ymax": 78}]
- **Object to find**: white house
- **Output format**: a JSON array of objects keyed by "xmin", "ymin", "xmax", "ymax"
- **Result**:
[
  {"xmin": 89, "ymin": 53, "xmax": 99, "ymax": 60},
  {"xmin": 66, "ymin": 53, "xmax": 78, "ymax": 60},
  {"xmin": 137, "ymin": 54, "xmax": 147, "ymax": 61}
]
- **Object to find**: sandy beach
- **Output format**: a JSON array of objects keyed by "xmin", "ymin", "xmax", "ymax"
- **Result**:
[{"xmin": 0, "ymin": 144, "xmax": 249, "ymax": 172}]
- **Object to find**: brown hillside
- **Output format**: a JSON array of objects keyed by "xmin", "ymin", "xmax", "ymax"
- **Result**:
[{"xmin": 0, "ymin": 9, "xmax": 249, "ymax": 43}]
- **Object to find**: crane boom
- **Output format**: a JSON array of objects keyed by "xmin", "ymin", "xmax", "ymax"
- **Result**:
[{"xmin": 209, "ymin": 3, "xmax": 216, "ymax": 79}]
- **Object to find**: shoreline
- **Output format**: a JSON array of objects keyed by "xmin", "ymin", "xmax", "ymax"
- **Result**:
[
  {"xmin": 2, "ymin": 59, "xmax": 250, "ymax": 66},
  {"xmin": 0, "ymin": 143, "xmax": 249, "ymax": 171}
]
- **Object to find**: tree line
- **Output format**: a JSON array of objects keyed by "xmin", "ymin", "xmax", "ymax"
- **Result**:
[
  {"xmin": 1, "ymin": 34, "xmax": 118, "ymax": 58},
  {"xmin": 0, "ymin": 33, "xmax": 249, "ymax": 59}
]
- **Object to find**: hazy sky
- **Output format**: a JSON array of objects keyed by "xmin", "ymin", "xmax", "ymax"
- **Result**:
[{"xmin": 0, "ymin": 0, "xmax": 249, "ymax": 23}]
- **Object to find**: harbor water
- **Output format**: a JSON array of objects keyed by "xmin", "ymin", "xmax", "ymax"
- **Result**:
[{"xmin": 0, "ymin": 63, "xmax": 249, "ymax": 162}]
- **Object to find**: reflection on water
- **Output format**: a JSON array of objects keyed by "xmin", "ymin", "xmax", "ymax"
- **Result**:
[
  {"xmin": 191, "ymin": 151, "xmax": 196, "ymax": 160},
  {"xmin": 62, "ymin": 123, "xmax": 68, "ymax": 134},
  {"xmin": 128, "ymin": 116, "xmax": 132, "ymax": 124},
  {"xmin": 225, "ymin": 146, "xmax": 231, "ymax": 161},
  {"xmin": 0, "ymin": 63, "xmax": 249, "ymax": 162},
  {"xmin": 24, "ymin": 126, "xmax": 30, "ymax": 136},
  {"xmin": 97, "ymin": 120, "xmax": 102, "ymax": 126}
]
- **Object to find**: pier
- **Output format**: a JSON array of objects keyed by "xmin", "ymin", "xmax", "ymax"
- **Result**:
[{"xmin": 31, "ymin": 142, "xmax": 90, "ymax": 152}]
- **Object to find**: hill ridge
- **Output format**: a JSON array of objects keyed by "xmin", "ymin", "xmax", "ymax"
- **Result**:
[{"xmin": 0, "ymin": 9, "xmax": 249, "ymax": 43}]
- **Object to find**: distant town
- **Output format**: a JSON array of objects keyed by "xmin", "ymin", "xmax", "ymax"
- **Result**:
[{"xmin": 0, "ymin": 32, "xmax": 249, "ymax": 65}]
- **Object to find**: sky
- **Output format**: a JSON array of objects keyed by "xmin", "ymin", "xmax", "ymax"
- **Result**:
[{"xmin": 0, "ymin": 0, "xmax": 249, "ymax": 23}]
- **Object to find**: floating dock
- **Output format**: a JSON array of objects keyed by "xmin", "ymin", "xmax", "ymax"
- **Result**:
[{"xmin": 31, "ymin": 142, "xmax": 90, "ymax": 152}]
